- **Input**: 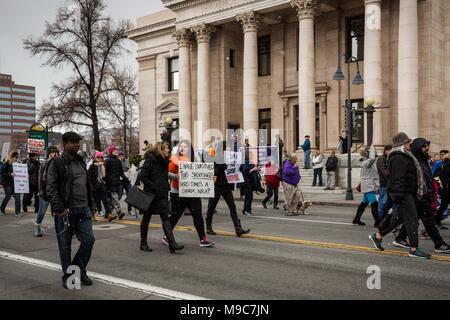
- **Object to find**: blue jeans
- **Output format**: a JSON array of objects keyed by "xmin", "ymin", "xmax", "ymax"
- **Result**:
[
  {"xmin": 1, "ymin": 185, "xmax": 21, "ymax": 215},
  {"xmin": 55, "ymin": 207, "xmax": 95, "ymax": 278},
  {"xmin": 304, "ymin": 149, "xmax": 311, "ymax": 168},
  {"xmin": 378, "ymin": 187, "xmax": 389, "ymax": 219},
  {"xmin": 36, "ymin": 197, "xmax": 50, "ymax": 225}
]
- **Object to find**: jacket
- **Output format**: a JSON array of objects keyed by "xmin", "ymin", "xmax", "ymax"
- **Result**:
[
  {"xmin": 388, "ymin": 150, "xmax": 418, "ymax": 196},
  {"xmin": 214, "ymin": 163, "xmax": 230, "ymax": 189},
  {"xmin": 26, "ymin": 159, "xmax": 40, "ymax": 187},
  {"xmin": 139, "ymin": 152, "xmax": 170, "ymax": 198},
  {"xmin": 376, "ymin": 155, "xmax": 390, "ymax": 188},
  {"xmin": 301, "ymin": 140, "xmax": 311, "ymax": 152},
  {"xmin": 105, "ymin": 155, "xmax": 129, "ymax": 188},
  {"xmin": 88, "ymin": 162, "xmax": 107, "ymax": 193},
  {"xmin": 438, "ymin": 160, "xmax": 450, "ymax": 196},
  {"xmin": 411, "ymin": 138, "xmax": 434, "ymax": 203},
  {"xmin": 359, "ymin": 147, "xmax": 379, "ymax": 193},
  {"xmin": 264, "ymin": 162, "xmax": 280, "ymax": 188},
  {"xmin": 325, "ymin": 156, "xmax": 338, "ymax": 172},
  {"xmin": 312, "ymin": 154, "xmax": 324, "ymax": 169},
  {"xmin": 2, "ymin": 162, "xmax": 15, "ymax": 187},
  {"xmin": 46, "ymin": 153, "xmax": 94, "ymax": 213},
  {"xmin": 282, "ymin": 160, "xmax": 301, "ymax": 186}
]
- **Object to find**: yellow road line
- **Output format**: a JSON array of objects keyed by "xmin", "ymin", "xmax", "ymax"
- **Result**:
[{"xmin": 111, "ymin": 218, "xmax": 450, "ymax": 263}]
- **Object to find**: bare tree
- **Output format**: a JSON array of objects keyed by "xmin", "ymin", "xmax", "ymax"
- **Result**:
[{"xmin": 24, "ymin": 0, "xmax": 131, "ymax": 149}]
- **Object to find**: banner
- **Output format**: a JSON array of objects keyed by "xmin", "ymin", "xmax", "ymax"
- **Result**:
[
  {"xmin": 1, "ymin": 142, "xmax": 10, "ymax": 161},
  {"xmin": 27, "ymin": 139, "xmax": 45, "ymax": 155},
  {"xmin": 13, "ymin": 163, "xmax": 29, "ymax": 194},
  {"xmin": 179, "ymin": 162, "xmax": 214, "ymax": 198}
]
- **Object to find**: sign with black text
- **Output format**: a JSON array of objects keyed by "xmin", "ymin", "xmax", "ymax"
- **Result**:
[{"xmin": 179, "ymin": 162, "xmax": 214, "ymax": 198}]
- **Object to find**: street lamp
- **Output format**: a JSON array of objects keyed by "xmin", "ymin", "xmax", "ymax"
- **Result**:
[
  {"xmin": 332, "ymin": 54, "xmax": 364, "ymax": 201},
  {"xmin": 160, "ymin": 117, "xmax": 178, "ymax": 151},
  {"xmin": 364, "ymin": 97, "xmax": 376, "ymax": 146}
]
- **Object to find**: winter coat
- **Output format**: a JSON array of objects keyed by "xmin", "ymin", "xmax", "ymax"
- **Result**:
[
  {"xmin": 301, "ymin": 140, "xmax": 311, "ymax": 152},
  {"xmin": 411, "ymin": 138, "xmax": 434, "ymax": 203},
  {"xmin": 105, "ymin": 155, "xmax": 129, "ymax": 188},
  {"xmin": 359, "ymin": 148, "xmax": 379, "ymax": 193},
  {"xmin": 376, "ymin": 155, "xmax": 390, "ymax": 188},
  {"xmin": 439, "ymin": 161, "xmax": 450, "ymax": 197},
  {"xmin": 388, "ymin": 151, "xmax": 418, "ymax": 196},
  {"xmin": 26, "ymin": 159, "xmax": 40, "ymax": 187},
  {"xmin": 264, "ymin": 162, "xmax": 280, "ymax": 188},
  {"xmin": 325, "ymin": 156, "xmax": 338, "ymax": 172},
  {"xmin": 282, "ymin": 160, "xmax": 301, "ymax": 186},
  {"xmin": 312, "ymin": 154, "xmax": 324, "ymax": 169},
  {"xmin": 139, "ymin": 152, "xmax": 170, "ymax": 198},
  {"xmin": 2, "ymin": 162, "xmax": 15, "ymax": 187},
  {"xmin": 88, "ymin": 162, "xmax": 107, "ymax": 193}
]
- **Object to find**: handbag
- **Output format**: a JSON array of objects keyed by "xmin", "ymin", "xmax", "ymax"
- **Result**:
[
  {"xmin": 355, "ymin": 183, "xmax": 361, "ymax": 193},
  {"xmin": 125, "ymin": 185, "xmax": 155, "ymax": 212}
]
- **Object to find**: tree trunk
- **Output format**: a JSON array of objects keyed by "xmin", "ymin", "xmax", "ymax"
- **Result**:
[{"xmin": 91, "ymin": 106, "xmax": 101, "ymax": 150}]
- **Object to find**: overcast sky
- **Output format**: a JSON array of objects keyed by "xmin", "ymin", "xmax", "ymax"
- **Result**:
[{"xmin": 0, "ymin": 0, "xmax": 164, "ymax": 115}]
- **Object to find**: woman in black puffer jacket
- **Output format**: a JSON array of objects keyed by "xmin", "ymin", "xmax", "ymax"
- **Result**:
[{"xmin": 138, "ymin": 142, "xmax": 184, "ymax": 253}]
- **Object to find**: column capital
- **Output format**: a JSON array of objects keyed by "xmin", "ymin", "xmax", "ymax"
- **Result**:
[
  {"xmin": 173, "ymin": 29, "xmax": 192, "ymax": 48},
  {"xmin": 364, "ymin": 0, "xmax": 382, "ymax": 5},
  {"xmin": 236, "ymin": 11, "xmax": 262, "ymax": 33},
  {"xmin": 290, "ymin": 0, "xmax": 321, "ymax": 20},
  {"xmin": 190, "ymin": 24, "xmax": 217, "ymax": 43}
]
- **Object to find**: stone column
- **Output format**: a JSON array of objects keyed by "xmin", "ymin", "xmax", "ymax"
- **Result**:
[
  {"xmin": 191, "ymin": 24, "xmax": 216, "ymax": 144},
  {"xmin": 364, "ymin": 0, "xmax": 383, "ymax": 145},
  {"xmin": 237, "ymin": 12, "xmax": 261, "ymax": 147},
  {"xmin": 291, "ymin": 0, "xmax": 320, "ymax": 149},
  {"xmin": 174, "ymin": 29, "xmax": 192, "ymax": 139},
  {"xmin": 398, "ymin": 0, "xmax": 419, "ymax": 137}
]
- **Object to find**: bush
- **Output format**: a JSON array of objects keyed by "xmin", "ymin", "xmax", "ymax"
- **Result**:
[{"xmin": 130, "ymin": 154, "xmax": 143, "ymax": 167}]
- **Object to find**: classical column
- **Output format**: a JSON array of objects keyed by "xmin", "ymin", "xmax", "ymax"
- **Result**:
[
  {"xmin": 398, "ymin": 0, "xmax": 419, "ymax": 137},
  {"xmin": 364, "ymin": 0, "xmax": 383, "ymax": 145},
  {"xmin": 291, "ymin": 0, "xmax": 320, "ymax": 149},
  {"xmin": 174, "ymin": 29, "xmax": 192, "ymax": 139},
  {"xmin": 191, "ymin": 24, "xmax": 216, "ymax": 144},
  {"xmin": 237, "ymin": 12, "xmax": 261, "ymax": 147}
]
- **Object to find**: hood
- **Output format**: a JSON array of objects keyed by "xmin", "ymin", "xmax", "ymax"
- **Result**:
[{"xmin": 411, "ymin": 137, "xmax": 430, "ymax": 160}]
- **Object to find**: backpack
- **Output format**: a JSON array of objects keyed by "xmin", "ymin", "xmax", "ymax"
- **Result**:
[{"xmin": 40, "ymin": 157, "xmax": 69, "ymax": 202}]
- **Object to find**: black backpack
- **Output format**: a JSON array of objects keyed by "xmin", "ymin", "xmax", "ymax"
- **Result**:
[{"xmin": 39, "ymin": 157, "xmax": 69, "ymax": 202}]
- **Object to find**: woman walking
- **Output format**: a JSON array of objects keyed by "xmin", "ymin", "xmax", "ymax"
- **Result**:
[
  {"xmin": 88, "ymin": 152, "xmax": 113, "ymax": 220},
  {"xmin": 138, "ymin": 142, "xmax": 184, "ymax": 253},
  {"xmin": 0, "ymin": 152, "xmax": 22, "ymax": 217},
  {"xmin": 262, "ymin": 158, "xmax": 280, "ymax": 210},
  {"xmin": 282, "ymin": 154, "xmax": 302, "ymax": 215},
  {"xmin": 239, "ymin": 150, "xmax": 260, "ymax": 216}
]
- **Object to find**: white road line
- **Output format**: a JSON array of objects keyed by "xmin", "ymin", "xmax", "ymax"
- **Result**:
[
  {"xmin": 249, "ymin": 215, "xmax": 354, "ymax": 226},
  {"xmin": 0, "ymin": 250, "xmax": 206, "ymax": 300}
]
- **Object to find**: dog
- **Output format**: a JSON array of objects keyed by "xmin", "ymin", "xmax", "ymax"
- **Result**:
[{"xmin": 283, "ymin": 200, "xmax": 313, "ymax": 216}]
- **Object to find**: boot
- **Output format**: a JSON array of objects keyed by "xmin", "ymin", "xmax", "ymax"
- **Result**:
[
  {"xmin": 140, "ymin": 217, "xmax": 152, "ymax": 252},
  {"xmin": 35, "ymin": 223, "xmax": 43, "ymax": 237},
  {"xmin": 206, "ymin": 218, "xmax": 216, "ymax": 235},
  {"xmin": 234, "ymin": 219, "xmax": 250, "ymax": 237},
  {"xmin": 370, "ymin": 202, "xmax": 380, "ymax": 228},
  {"xmin": 140, "ymin": 242, "xmax": 153, "ymax": 252},
  {"xmin": 162, "ymin": 220, "xmax": 184, "ymax": 253},
  {"xmin": 352, "ymin": 203, "xmax": 368, "ymax": 225}
]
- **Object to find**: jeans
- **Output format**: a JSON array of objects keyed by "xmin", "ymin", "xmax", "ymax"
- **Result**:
[
  {"xmin": 36, "ymin": 197, "xmax": 50, "ymax": 225},
  {"xmin": 326, "ymin": 171, "xmax": 336, "ymax": 189},
  {"xmin": 378, "ymin": 187, "xmax": 389, "ymax": 219},
  {"xmin": 108, "ymin": 185, "xmax": 122, "ymax": 214},
  {"xmin": 170, "ymin": 193, "xmax": 205, "ymax": 240},
  {"xmin": 312, "ymin": 168, "xmax": 323, "ymax": 186},
  {"xmin": 304, "ymin": 149, "xmax": 311, "ymax": 168},
  {"xmin": 1, "ymin": 185, "xmax": 21, "ymax": 215},
  {"xmin": 262, "ymin": 186, "xmax": 279, "ymax": 206},
  {"xmin": 119, "ymin": 182, "xmax": 133, "ymax": 212},
  {"xmin": 55, "ymin": 207, "xmax": 95, "ymax": 278}
]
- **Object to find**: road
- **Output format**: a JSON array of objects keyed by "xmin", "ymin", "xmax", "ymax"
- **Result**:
[{"xmin": 0, "ymin": 200, "xmax": 449, "ymax": 300}]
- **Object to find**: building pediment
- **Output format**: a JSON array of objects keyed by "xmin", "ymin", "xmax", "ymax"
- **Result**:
[{"xmin": 155, "ymin": 99, "xmax": 179, "ymax": 113}]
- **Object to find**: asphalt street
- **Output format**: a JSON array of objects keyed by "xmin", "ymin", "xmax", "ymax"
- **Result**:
[{"xmin": 0, "ymin": 199, "xmax": 449, "ymax": 300}]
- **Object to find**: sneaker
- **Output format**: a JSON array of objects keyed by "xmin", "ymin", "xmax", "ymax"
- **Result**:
[
  {"xmin": 369, "ymin": 233, "xmax": 385, "ymax": 251},
  {"xmin": 408, "ymin": 247, "xmax": 431, "ymax": 259},
  {"xmin": 98, "ymin": 211, "xmax": 105, "ymax": 217},
  {"xmin": 242, "ymin": 211, "xmax": 252, "ymax": 216},
  {"xmin": 273, "ymin": 205, "xmax": 279, "ymax": 210},
  {"xmin": 80, "ymin": 274, "xmax": 93, "ymax": 286},
  {"xmin": 392, "ymin": 239, "xmax": 410, "ymax": 248},
  {"xmin": 435, "ymin": 243, "xmax": 450, "ymax": 253},
  {"xmin": 161, "ymin": 236, "xmax": 169, "ymax": 246},
  {"xmin": 118, "ymin": 212, "xmax": 125, "ymax": 220},
  {"xmin": 199, "ymin": 237, "xmax": 215, "ymax": 247},
  {"xmin": 437, "ymin": 225, "xmax": 448, "ymax": 230},
  {"xmin": 106, "ymin": 213, "xmax": 117, "ymax": 222}
]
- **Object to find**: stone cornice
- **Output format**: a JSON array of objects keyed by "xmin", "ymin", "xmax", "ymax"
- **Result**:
[
  {"xmin": 236, "ymin": 11, "xmax": 262, "ymax": 33},
  {"xmin": 364, "ymin": 0, "xmax": 382, "ymax": 5},
  {"xmin": 127, "ymin": 18, "xmax": 176, "ymax": 40},
  {"xmin": 173, "ymin": 29, "xmax": 192, "ymax": 47},
  {"xmin": 190, "ymin": 24, "xmax": 217, "ymax": 43},
  {"xmin": 290, "ymin": 0, "xmax": 321, "ymax": 20},
  {"xmin": 163, "ymin": 0, "xmax": 210, "ymax": 11}
]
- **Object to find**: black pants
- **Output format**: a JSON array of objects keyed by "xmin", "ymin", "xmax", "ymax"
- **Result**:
[
  {"xmin": 140, "ymin": 197, "xmax": 172, "ymax": 243},
  {"xmin": 23, "ymin": 184, "xmax": 39, "ymax": 212},
  {"xmin": 397, "ymin": 200, "xmax": 444, "ymax": 248},
  {"xmin": 206, "ymin": 186, "xmax": 239, "ymax": 227},
  {"xmin": 312, "ymin": 168, "xmax": 323, "ymax": 186},
  {"xmin": 379, "ymin": 193, "xmax": 419, "ymax": 248},
  {"xmin": 241, "ymin": 183, "xmax": 254, "ymax": 213},
  {"xmin": 262, "ymin": 186, "xmax": 279, "ymax": 206},
  {"xmin": 436, "ymin": 193, "xmax": 449, "ymax": 226},
  {"xmin": 170, "ymin": 193, "xmax": 205, "ymax": 240}
]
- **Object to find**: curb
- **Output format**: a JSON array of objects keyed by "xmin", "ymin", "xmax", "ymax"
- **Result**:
[{"xmin": 233, "ymin": 197, "xmax": 360, "ymax": 208}]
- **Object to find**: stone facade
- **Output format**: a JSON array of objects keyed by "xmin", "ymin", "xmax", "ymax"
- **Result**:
[{"xmin": 128, "ymin": 0, "xmax": 450, "ymax": 156}]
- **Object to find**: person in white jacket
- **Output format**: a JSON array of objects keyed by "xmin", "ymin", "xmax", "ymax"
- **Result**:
[{"xmin": 312, "ymin": 150, "xmax": 324, "ymax": 187}]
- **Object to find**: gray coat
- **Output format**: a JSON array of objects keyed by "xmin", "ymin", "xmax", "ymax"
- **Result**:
[{"xmin": 359, "ymin": 148, "xmax": 380, "ymax": 193}]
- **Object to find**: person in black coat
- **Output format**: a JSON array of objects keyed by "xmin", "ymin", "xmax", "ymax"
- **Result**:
[
  {"xmin": 436, "ymin": 152, "xmax": 450, "ymax": 229},
  {"xmin": 22, "ymin": 153, "xmax": 40, "ymax": 213},
  {"xmin": 105, "ymin": 145, "xmax": 129, "ymax": 220},
  {"xmin": 0, "ymin": 151, "xmax": 22, "ymax": 216},
  {"xmin": 138, "ymin": 142, "xmax": 184, "ymax": 253}
]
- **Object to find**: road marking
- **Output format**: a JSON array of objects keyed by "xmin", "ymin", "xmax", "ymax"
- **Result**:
[
  {"xmin": 248, "ymin": 215, "xmax": 355, "ymax": 226},
  {"xmin": 112, "ymin": 219, "xmax": 450, "ymax": 263},
  {"xmin": 0, "ymin": 250, "xmax": 207, "ymax": 300}
]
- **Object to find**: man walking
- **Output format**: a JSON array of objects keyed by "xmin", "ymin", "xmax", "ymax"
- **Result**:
[
  {"xmin": 324, "ymin": 151, "xmax": 338, "ymax": 190},
  {"xmin": 46, "ymin": 132, "xmax": 96, "ymax": 288},
  {"xmin": 376, "ymin": 145, "xmax": 392, "ymax": 220},
  {"xmin": 23, "ymin": 153, "xmax": 40, "ymax": 213},
  {"xmin": 300, "ymin": 135, "xmax": 311, "ymax": 169}
]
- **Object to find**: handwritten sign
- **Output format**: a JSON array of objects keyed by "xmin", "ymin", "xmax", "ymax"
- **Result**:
[
  {"xmin": 179, "ymin": 162, "xmax": 214, "ymax": 198},
  {"xmin": 1, "ymin": 142, "xmax": 10, "ymax": 161},
  {"xmin": 225, "ymin": 165, "xmax": 244, "ymax": 183},
  {"xmin": 27, "ymin": 139, "xmax": 45, "ymax": 155},
  {"xmin": 13, "ymin": 163, "xmax": 29, "ymax": 194}
]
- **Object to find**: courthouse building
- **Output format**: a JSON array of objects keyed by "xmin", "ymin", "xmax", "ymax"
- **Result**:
[{"xmin": 128, "ymin": 0, "xmax": 450, "ymax": 154}]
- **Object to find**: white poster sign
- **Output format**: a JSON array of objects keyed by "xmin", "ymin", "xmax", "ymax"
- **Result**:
[
  {"xmin": 225, "ymin": 164, "xmax": 244, "ymax": 183},
  {"xmin": 1, "ymin": 142, "xmax": 10, "ymax": 161},
  {"xmin": 13, "ymin": 163, "xmax": 29, "ymax": 194},
  {"xmin": 179, "ymin": 162, "xmax": 214, "ymax": 198},
  {"xmin": 27, "ymin": 139, "xmax": 45, "ymax": 155}
]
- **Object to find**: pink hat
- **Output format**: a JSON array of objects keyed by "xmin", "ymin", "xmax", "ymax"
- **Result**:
[
  {"xmin": 95, "ymin": 152, "xmax": 104, "ymax": 158},
  {"xmin": 107, "ymin": 144, "xmax": 117, "ymax": 154}
]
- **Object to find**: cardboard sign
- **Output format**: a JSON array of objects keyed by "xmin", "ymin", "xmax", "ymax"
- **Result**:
[
  {"xmin": 179, "ymin": 162, "xmax": 214, "ymax": 198},
  {"xmin": 13, "ymin": 163, "xmax": 29, "ymax": 194},
  {"xmin": 1, "ymin": 142, "xmax": 10, "ymax": 161},
  {"xmin": 27, "ymin": 139, "xmax": 45, "ymax": 155},
  {"xmin": 225, "ymin": 164, "xmax": 244, "ymax": 183}
]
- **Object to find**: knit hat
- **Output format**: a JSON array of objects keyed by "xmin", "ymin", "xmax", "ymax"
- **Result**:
[
  {"xmin": 118, "ymin": 150, "xmax": 125, "ymax": 156},
  {"xmin": 392, "ymin": 132, "xmax": 412, "ymax": 148},
  {"xmin": 107, "ymin": 144, "xmax": 117, "ymax": 154},
  {"xmin": 95, "ymin": 151, "xmax": 104, "ymax": 158}
]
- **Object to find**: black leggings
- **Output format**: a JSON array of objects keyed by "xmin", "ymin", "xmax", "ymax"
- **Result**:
[
  {"xmin": 206, "ymin": 186, "xmax": 239, "ymax": 226},
  {"xmin": 140, "ymin": 197, "xmax": 172, "ymax": 243},
  {"xmin": 170, "ymin": 193, "xmax": 206, "ymax": 240}
]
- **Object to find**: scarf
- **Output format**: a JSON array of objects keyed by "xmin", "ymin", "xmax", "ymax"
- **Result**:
[{"xmin": 392, "ymin": 146, "xmax": 424, "ymax": 199}]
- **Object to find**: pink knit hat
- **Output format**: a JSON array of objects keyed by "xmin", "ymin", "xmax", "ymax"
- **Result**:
[
  {"xmin": 107, "ymin": 144, "xmax": 117, "ymax": 154},
  {"xmin": 95, "ymin": 151, "xmax": 104, "ymax": 158}
]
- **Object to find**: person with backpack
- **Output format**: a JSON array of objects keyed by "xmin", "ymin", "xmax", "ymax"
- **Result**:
[
  {"xmin": 0, "ymin": 151, "xmax": 22, "ymax": 217},
  {"xmin": 34, "ymin": 146, "xmax": 60, "ymax": 237},
  {"xmin": 22, "ymin": 153, "xmax": 40, "ymax": 213},
  {"xmin": 88, "ymin": 152, "xmax": 113, "ymax": 221}
]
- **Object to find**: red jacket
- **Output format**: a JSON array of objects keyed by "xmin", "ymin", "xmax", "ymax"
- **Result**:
[{"xmin": 265, "ymin": 162, "xmax": 280, "ymax": 188}]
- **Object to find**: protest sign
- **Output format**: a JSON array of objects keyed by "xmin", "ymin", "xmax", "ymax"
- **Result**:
[
  {"xmin": 13, "ymin": 163, "xmax": 29, "ymax": 194},
  {"xmin": 27, "ymin": 139, "xmax": 45, "ymax": 155},
  {"xmin": 1, "ymin": 142, "xmax": 10, "ymax": 161},
  {"xmin": 179, "ymin": 162, "xmax": 214, "ymax": 198},
  {"xmin": 225, "ymin": 165, "xmax": 244, "ymax": 183}
]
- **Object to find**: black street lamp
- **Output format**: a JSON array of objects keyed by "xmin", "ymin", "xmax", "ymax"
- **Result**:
[
  {"xmin": 332, "ymin": 54, "xmax": 364, "ymax": 201},
  {"xmin": 160, "ymin": 117, "xmax": 179, "ymax": 151}
]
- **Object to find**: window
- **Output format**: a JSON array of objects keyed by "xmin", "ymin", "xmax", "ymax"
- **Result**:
[
  {"xmin": 229, "ymin": 49, "xmax": 236, "ymax": 68},
  {"xmin": 12, "ymin": 95, "xmax": 35, "ymax": 101},
  {"xmin": 12, "ymin": 87, "xmax": 35, "ymax": 94},
  {"xmin": 13, "ymin": 108, "xmax": 35, "ymax": 114},
  {"xmin": 0, "ymin": 93, "xmax": 11, "ymax": 99},
  {"xmin": 13, "ymin": 115, "xmax": 36, "ymax": 121},
  {"xmin": 0, "ymin": 101, "xmax": 11, "ymax": 106},
  {"xmin": 0, "ymin": 86, "xmax": 11, "ymax": 92},
  {"xmin": 12, "ymin": 101, "xmax": 35, "ymax": 107},
  {"xmin": 259, "ymin": 109, "xmax": 271, "ymax": 145},
  {"xmin": 351, "ymin": 99, "xmax": 364, "ymax": 143},
  {"xmin": 168, "ymin": 57, "xmax": 179, "ymax": 92},
  {"xmin": 0, "ymin": 128, "xmax": 11, "ymax": 134},
  {"xmin": 258, "ymin": 35, "xmax": 271, "ymax": 76},
  {"xmin": 347, "ymin": 16, "xmax": 364, "ymax": 61}
]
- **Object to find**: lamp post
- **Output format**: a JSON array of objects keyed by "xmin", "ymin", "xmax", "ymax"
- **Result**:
[
  {"xmin": 160, "ymin": 117, "xmax": 179, "ymax": 151},
  {"xmin": 364, "ymin": 97, "xmax": 376, "ymax": 147},
  {"xmin": 332, "ymin": 54, "xmax": 364, "ymax": 201}
]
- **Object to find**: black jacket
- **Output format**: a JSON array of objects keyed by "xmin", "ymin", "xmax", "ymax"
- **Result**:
[
  {"xmin": 325, "ymin": 156, "xmax": 338, "ymax": 172},
  {"xmin": 46, "ymin": 153, "xmax": 94, "ymax": 213},
  {"xmin": 214, "ymin": 163, "xmax": 230, "ymax": 189},
  {"xmin": 105, "ymin": 155, "xmax": 129, "ymax": 188},
  {"xmin": 376, "ymin": 155, "xmax": 390, "ymax": 187},
  {"xmin": 88, "ymin": 163, "xmax": 107, "ymax": 193},
  {"xmin": 387, "ymin": 150, "xmax": 418, "ymax": 196},
  {"xmin": 2, "ymin": 162, "xmax": 14, "ymax": 187},
  {"xmin": 139, "ymin": 152, "xmax": 170, "ymax": 198},
  {"xmin": 439, "ymin": 161, "xmax": 450, "ymax": 196},
  {"xmin": 411, "ymin": 138, "xmax": 434, "ymax": 203},
  {"xmin": 26, "ymin": 159, "xmax": 40, "ymax": 187}
]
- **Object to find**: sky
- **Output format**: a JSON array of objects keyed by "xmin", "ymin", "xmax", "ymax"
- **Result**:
[{"xmin": 0, "ymin": 0, "xmax": 164, "ymax": 116}]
